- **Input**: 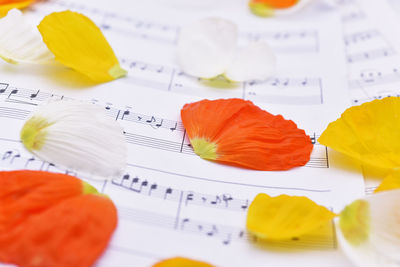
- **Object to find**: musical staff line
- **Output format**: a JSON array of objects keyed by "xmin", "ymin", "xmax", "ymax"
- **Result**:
[
  {"xmin": 118, "ymin": 206, "xmax": 336, "ymax": 248},
  {"xmin": 34, "ymin": 0, "xmax": 320, "ymax": 54}
]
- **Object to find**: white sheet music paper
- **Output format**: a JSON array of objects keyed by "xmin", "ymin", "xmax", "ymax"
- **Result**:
[{"xmin": 0, "ymin": 1, "xmax": 366, "ymax": 267}]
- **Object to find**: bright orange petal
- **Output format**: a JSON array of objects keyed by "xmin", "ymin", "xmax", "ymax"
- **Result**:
[
  {"xmin": 0, "ymin": 1, "xmax": 34, "ymax": 16},
  {"xmin": 152, "ymin": 257, "xmax": 215, "ymax": 267},
  {"xmin": 250, "ymin": 0, "xmax": 298, "ymax": 8},
  {"xmin": 181, "ymin": 98, "xmax": 313, "ymax": 170}
]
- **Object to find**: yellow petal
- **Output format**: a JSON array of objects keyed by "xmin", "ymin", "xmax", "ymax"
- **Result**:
[
  {"xmin": 374, "ymin": 171, "xmax": 400, "ymax": 193},
  {"xmin": 249, "ymin": 2, "xmax": 275, "ymax": 17},
  {"xmin": 318, "ymin": 97, "xmax": 400, "ymax": 170},
  {"xmin": 37, "ymin": 10, "xmax": 126, "ymax": 83},
  {"xmin": 0, "ymin": 0, "xmax": 33, "ymax": 17},
  {"xmin": 246, "ymin": 193, "xmax": 337, "ymax": 240},
  {"xmin": 152, "ymin": 257, "xmax": 215, "ymax": 267}
]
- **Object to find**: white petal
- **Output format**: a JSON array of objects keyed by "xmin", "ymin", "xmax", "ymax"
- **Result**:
[
  {"xmin": 224, "ymin": 42, "xmax": 276, "ymax": 82},
  {"xmin": 20, "ymin": 100, "xmax": 127, "ymax": 180},
  {"xmin": 0, "ymin": 9, "xmax": 55, "ymax": 64},
  {"xmin": 177, "ymin": 17, "xmax": 237, "ymax": 78},
  {"xmin": 337, "ymin": 190, "xmax": 400, "ymax": 267}
]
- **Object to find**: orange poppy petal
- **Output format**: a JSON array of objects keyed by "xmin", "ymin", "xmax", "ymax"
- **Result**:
[
  {"xmin": 2, "ymin": 195, "xmax": 117, "ymax": 267},
  {"xmin": 152, "ymin": 257, "xmax": 215, "ymax": 267},
  {"xmin": 181, "ymin": 98, "xmax": 313, "ymax": 170},
  {"xmin": 0, "ymin": 0, "xmax": 34, "ymax": 16},
  {"xmin": 250, "ymin": 0, "xmax": 299, "ymax": 9},
  {"xmin": 0, "ymin": 170, "xmax": 118, "ymax": 267}
]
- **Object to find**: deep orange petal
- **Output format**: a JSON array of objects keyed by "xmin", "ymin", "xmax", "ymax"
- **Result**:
[
  {"xmin": 0, "ymin": 170, "xmax": 117, "ymax": 267},
  {"xmin": 250, "ymin": 0, "xmax": 298, "ymax": 8},
  {"xmin": 181, "ymin": 98, "xmax": 313, "ymax": 170},
  {"xmin": 3, "ymin": 195, "xmax": 117, "ymax": 267}
]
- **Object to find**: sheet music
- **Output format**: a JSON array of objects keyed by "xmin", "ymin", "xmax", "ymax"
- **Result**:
[
  {"xmin": 331, "ymin": 0, "xmax": 400, "ymax": 106},
  {"xmin": 0, "ymin": 1, "xmax": 367, "ymax": 266},
  {"xmin": 0, "ymin": 80, "xmax": 364, "ymax": 267},
  {"xmin": 0, "ymin": 0, "xmax": 350, "ymax": 109}
]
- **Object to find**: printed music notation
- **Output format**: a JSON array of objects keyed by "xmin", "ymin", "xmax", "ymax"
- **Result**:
[
  {"xmin": 348, "ymin": 67, "xmax": 400, "ymax": 89},
  {"xmin": 32, "ymin": 0, "xmax": 320, "ymax": 54},
  {"xmin": 348, "ymin": 68, "xmax": 400, "ymax": 104},
  {"xmin": 346, "ymin": 47, "xmax": 395, "ymax": 63},
  {"xmin": 0, "ymin": 82, "xmax": 329, "ymax": 169},
  {"xmin": 120, "ymin": 59, "xmax": 324, "ymax": 105},
  {"xmin": 117, "ymin": 205, "xmax": 336, "ymax": 248},
  {"xmin": 0, "ymin": 147, "xmax": 337, "ymax": 249},
  {"xmin": 343, "ymin": 30, "xmax": 381, "ymax": 46}
]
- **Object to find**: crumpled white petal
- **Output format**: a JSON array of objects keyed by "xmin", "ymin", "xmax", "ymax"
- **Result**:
[
  {"xmin": 0, "ymin": 9, "xmax": 55, "ymax": 64},
  {"xmin": 224, "ymin": 41, "xmax": 276, "ymax": 82},
  {"xmin": 177, "ymin": 17, "xmax": 276, "ymax": 82},
  {"xmin": 177, "ymin": 17, "xmax": 237, "ymax": 79},
  {"xmin": 337, "ymin": 190, "xmax": 400, "ymax": 267},
  {"xmin": 20, "ymin": 100, "xmax": 127, "ymax": 180}
]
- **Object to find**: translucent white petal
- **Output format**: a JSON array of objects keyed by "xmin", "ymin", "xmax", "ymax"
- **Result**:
[
  {"xmin": 21, "ymin": 100, "xmax": 127, "ymax": 180},
  {"xmin": 0, "ymin": 9, "xmax": 55, "ymax": 64},
  {"xmin": 224, "ymin": 42, "xmax": 276, "ymax": 82},
  {"xmin": 337, "ymin": 190, "xmax": 400, "ymax": 267},
  {"xmin": 177, "ymin": 17, "xmax": 237, "ymax": 78}
]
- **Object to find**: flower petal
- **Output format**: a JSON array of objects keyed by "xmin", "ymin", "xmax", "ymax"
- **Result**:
[
  {"xmin": 0, "ymin": 0, "xmax": 34, "ymax": 17},
  {"xmin": 318, "ymin": 97, "xmax": 400, "ymax": 170},
  {"xmin": 181, "ymin": 98, "xmax": 313, "ymax": 170},
  {"xmin": 0, "ymin": 170, "xmax": 117, "ymax": 267},
  {"xmin": 246, "ymin": 193, "xmax": 336, "ymax": 240},
  {"xmin": 337, "ymin": 190, "xmax": 400, "ymax": 267},
  {"xmin": 20, "ymin": 100, "xmax": 127, "ymax": 179},
  {"xmin": 374, "ymin": 171, "xmax": 400, "ymax": 193},
  {"xmin": 249, "ymin": 0, "xmax": 314, "ymax": 17},
  {"xmin": 177, "ymin": 17, "xmax": 237, "ymax": 78},
  {"xmin": 224, "ymin": 42, "xmax": 276, "ymax": 82},
  {"xmin": 152, "ymin": 257, "xmax": 215, "ymax": 267},
  {"xmin": 37, "ymin": 11, "xmax": 126, "ymax": 83},
  {"xmin": 0, "ymin": 9, "xmax": 55, "ymax": 64}
]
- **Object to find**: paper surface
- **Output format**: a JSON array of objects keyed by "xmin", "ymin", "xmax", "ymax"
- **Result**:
[{"xmin": 0, "ymin": 1, "xmax": 369, "ymax": 267}]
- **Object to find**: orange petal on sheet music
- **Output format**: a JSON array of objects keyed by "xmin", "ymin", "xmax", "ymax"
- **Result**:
[
  {"xmin": 337, "ymin": 190, "xmax": 400, "ymax": 267},
  {"xmin": 0, "ymin": 0, "xmax": 34, "ymax": 16},
  {"xmin": 20, "ymin": 100, "xmax": 127, "ymax": 179},
  {"xmin": 0, "ymin": 170, "xmax": 118, "ymax": 267},
  {"xmin": 181, "ymin": 98, "xmax": 313, "ymax": 170},
  {"xmin": 38, "ymin": 10, "xmax": 127, "ymax": 83},
  {"xmin": 152, "ymin": 257, "xmax": 215, "ymax": 267},
  {"xmin": 246, "ymin": 193, "xmax": 336, "ymax": 240},
  {"xmin": 374, "ymin": 172, "xmax": 400, "ymax": 193},
  {"xmin": 318, "ymin": 97, "xmax": 400, "ymax": 170}
]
